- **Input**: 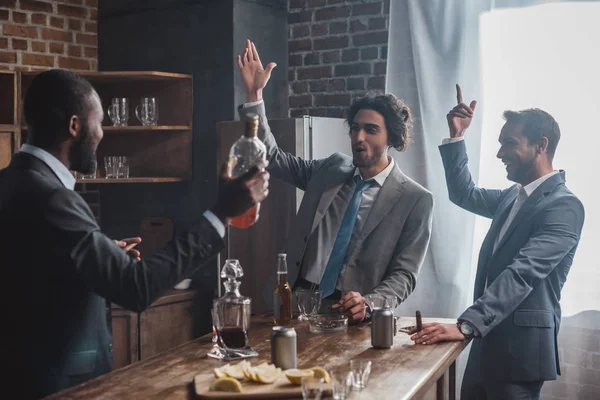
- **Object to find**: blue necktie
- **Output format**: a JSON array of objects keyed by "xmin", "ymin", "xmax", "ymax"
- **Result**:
[{"xmin": 319, "ymin": 176, "xmax": 374, "ymax": 297}]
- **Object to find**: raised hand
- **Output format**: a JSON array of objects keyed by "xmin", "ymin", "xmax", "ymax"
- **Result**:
[
  {"xmin": 237, "ymin": 39, "xmax": 277, "ymax": 102},
  {"xmin": 210, "ymin": 161, "xmax": 270, "ymax": 225},
  {"xmin": 447, "ymin": 84, "xmax": 477, "ymax": 138}
]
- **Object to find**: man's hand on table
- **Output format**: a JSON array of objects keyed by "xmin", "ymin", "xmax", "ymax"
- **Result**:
[
  {"xmin": 331, "ymin": 291, "xmax": 367, "ymax": 323},
  {"xmin": 409, "ymin": 322, "xmax": 465, "ymax": 345}
]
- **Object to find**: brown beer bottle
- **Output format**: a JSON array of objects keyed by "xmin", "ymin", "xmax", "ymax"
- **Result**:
[{"xmin": 273, "ymin": 253, "xmax": 293, "ymax": 326}]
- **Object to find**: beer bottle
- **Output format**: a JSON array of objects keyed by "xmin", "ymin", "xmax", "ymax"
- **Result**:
[{"xmin": 273, "ymin": 253, "xmax": 293, "ymax": 326}]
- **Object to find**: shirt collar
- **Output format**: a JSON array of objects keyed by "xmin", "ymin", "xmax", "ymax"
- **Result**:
[
  {"xmin": 353, "ymin": 156, "xmax": 395, "ymax": 187},
  {"xmin": 518, "ymin": 170, "xmax": 559, "ymax": 197},
  {"xmin": 19, "ymin": 144, "xmax": 76, "ymax": 190}
]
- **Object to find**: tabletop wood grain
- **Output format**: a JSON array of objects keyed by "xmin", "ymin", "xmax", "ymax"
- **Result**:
[{"xmin": 46, "ymin": 315, "xmax": 467, "ymax": 400}]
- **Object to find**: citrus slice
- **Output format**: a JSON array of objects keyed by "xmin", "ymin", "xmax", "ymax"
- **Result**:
[
  {"xmin": 256, "ymin": 367, "xmax": 282, "ymax": 384},
  {"xmin": 310, "ymin": 366, "xmax": 330, "ymax": 383},
  {"xmin": 284, "ymin": 368, "xmax": 315, "ymax": 385},
  {"xmin": 225, "ymin": 360, "xmax": 249, "ymax": 380},
  {"xmin": 209, "ymin": 377, "xmax": 243, "ymax": 392},
  {"xmin": 213, "ymin": 365, "xmax": 227, "ymax": 379}
]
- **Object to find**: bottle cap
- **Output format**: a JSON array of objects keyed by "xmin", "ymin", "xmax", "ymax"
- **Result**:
[{"xmin": 244, "ymin": 114, "xmax": 259, "ymax": 138}]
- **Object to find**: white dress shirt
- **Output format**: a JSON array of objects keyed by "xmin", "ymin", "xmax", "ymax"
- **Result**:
[{"xmin": 19, "ymin": 144, "xmax": 225, "ymax": 237}]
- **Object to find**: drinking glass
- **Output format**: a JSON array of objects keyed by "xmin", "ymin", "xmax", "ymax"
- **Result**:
[
  {"xmin": 104, "ymin": 156, "xmax": 116, "ymax": 179},
  {"xmin": 367, "ymin": 294, "xmax": 397, "ymax": 311},
  {"xmin": 79, "ymin": 156, "xmax": 97, "ymax": 179},
  {"xmin": 330, "ymin": 368, "xmax": 353, "ymax": 400},
  {"xmin": 117, "ymin": 156, "xmax": 130, "ymax": 179},
  {"xmin": 135, "ymin": 97, "xmax": 158, "ymax": 126},
  {"xmin": 301, "ymin": 377, "xmax": 324, "ymax": 400},
  {"xmin": 349, "ymin": 360, "xmax": 371, "ymax": 390},
  {"xmin": 107, "ymin": 97, "xmax": 129, "ymax": 126},
  {"xmin": 296, "ymin": 289, "xmax": 322, "ymax": 321}
]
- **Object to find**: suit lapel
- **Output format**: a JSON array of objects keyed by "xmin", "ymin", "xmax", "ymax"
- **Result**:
[
  {"xmin": 310, "ymin": 164, "xmax": 355, "ymax": 233},
  {"xmin": 492, "ymin": 172, "xmax": 565, "ymax": 256},
  {"xmin": 357, "ymin": 164, "xmax": 406, "ymax": 242}
]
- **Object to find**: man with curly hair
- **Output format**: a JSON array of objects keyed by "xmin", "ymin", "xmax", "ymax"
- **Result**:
[{"xmin": 237, "ymin": 40, "xmax": 434, "ymax": 322}]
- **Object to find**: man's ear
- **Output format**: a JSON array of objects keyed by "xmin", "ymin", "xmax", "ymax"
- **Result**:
[
  {"xmin": 538, "ymin": 136, "xmax": 549, "ymax": 154},
  {"xmin": 68, "ymin": 115, "xmax": 81, "ymax": 140}
]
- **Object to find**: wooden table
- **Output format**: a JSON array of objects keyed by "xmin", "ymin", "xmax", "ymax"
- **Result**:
[{"xmin": 46, "ymin": 315, "xmax": 468, "ymax": 400}]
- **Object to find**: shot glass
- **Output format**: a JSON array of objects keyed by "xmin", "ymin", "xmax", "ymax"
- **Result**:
[
  {"xmin": 104, "ymin": 156, "xmax": 116, "ymax": 179},
  {"xmin": 302, "ymin": 377, "xmax": 324, "ymax": 400},
  {"xmin": 349, "ymin": 359, "xmax": 371, "ymax": 390},
  {"xmin": 117, "ymin": 156, "xmax": 130, "ymax": 179},
  {"xmin": 330, "ymin": 368, "xmax": 353, "ymax": 400}
]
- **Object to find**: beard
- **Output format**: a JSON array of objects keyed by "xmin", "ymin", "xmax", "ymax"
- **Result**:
[
  {"xmin": 507, "ymin": 153, "xmax": 537, "ymax": 183},
  {"xmin": 69, "ymin": 121, "xmax": 96, "ymax": 175},
  {"xmin": 353, "ymin": 148, "xmax": 385, "ymax": 169}
]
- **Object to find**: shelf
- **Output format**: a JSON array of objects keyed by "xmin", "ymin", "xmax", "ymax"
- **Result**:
[
  {"xmin": 0, "ymin": 124, "xmax": 16, "ymax": 132},
  {"xmin": 76, "ymin": 177, "xmax": 184, "ymax": 184},
  {"xmin": 21, "ymin": 71, "xmax": 192, "ymax": 82},
  {"xmin": 103, "ymin": 125, "xmax": 191, "ymax": 132},
  {"xmin": 21, "ymin": 125, "xmax": 191, "ymax": 132}
]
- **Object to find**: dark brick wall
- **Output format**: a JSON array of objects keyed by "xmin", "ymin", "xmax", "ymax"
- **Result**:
[{"xmin": 288, "ymin": 0, "xmax": 389, "ymax": 118}]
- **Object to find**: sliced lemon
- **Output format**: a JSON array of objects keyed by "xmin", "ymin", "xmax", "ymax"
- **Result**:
[
  {"xmin": 213, "ymin": 366, "xmax": 227, "ymax": 379},
  {"xmin": 284, "ymin": 368, "xmax": 315, "ymax": 385},
  {"xmin": 310, "ymin": 367, "xmax": 330, "ymax": 383},
  {"xmin": 209, "ymin": 377, "xmax": 243, "ymax": 392},
  {"xmin": 256, "ymin": 367, "xmax": 282, "ymax": 384},
  {"xmin": 225, "ymin": 360, "xmax": 249, "ymax": 380}
]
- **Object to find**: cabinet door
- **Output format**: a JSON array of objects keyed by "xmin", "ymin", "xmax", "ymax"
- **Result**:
[
  {"xmin": 139, "ymin": 296, "xmax": 194, "ymax": 360},
  {"xmin": 0, "ymin": 132, "xmax": 13, "ymax": 170},
  {"xmin": 111, "ymin": 307, "xmax": 139, "ymax": 369}
]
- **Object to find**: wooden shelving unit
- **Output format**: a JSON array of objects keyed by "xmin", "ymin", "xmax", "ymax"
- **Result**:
[
  {"xmin": 13, "ymin": 71, "xmax": 194, "ymax": 182},
  {"xmin": 76, "ymin": 177, "xmax": 183, "ymax": 184},
  {"xmin": 0, "ymin": 70, "xmax": 18, "ymax": 171}
]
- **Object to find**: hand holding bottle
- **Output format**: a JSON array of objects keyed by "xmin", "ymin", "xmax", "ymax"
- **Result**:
[{"xmin": 210, "ymin": 161, "xmax": 270, "ymax": 226}]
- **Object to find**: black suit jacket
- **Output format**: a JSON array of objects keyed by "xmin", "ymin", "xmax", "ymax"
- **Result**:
[{"xmin": 0, "ymin": 152, "xmax": 224, "ymax": 398}]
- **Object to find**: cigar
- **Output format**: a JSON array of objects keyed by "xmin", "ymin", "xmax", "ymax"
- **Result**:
[{"xmin": 416, "ymin": 310, "xmax": 422, "ymax": 332}]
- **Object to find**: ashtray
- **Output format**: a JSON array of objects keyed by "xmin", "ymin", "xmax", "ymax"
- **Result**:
[{"xmin": 309, "ymin": 313, "xmax": 348, "ymax": 333}]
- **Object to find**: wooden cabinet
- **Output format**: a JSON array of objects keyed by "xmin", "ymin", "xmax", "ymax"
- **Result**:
[
  {"xmin": 17, "ymin": 71, "xmax": 193, "ymax": 183},
  {"xmin": 111, "ymin": 290, "xmax": 197, "ymax": 369},
  {"xmin": 0, "ymin": 70, "xmax": 19, "ymax": 170}
]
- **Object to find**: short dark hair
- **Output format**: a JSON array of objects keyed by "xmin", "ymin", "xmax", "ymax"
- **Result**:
[
  {"xmin": 503, "ymin": 108, "xmax": 561, "ymax": 159},
  {"xmin": 24, "ymin": 69, "xmax": 95, "ymax": 148},
  {"xmin": 345, "ymin": 91, "xmax": 413, "ymax": 152}
]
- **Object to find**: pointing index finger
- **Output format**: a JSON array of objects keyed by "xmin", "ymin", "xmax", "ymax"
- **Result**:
[{"xmin": 456, "ymin": 83, "xmax": 463, "ymax": 105}]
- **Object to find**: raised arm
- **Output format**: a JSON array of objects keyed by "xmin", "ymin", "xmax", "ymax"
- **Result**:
[
  {"xmin": 237, "ymin": 40, "xmax": 328, "ymax": 190},
  {"xmin": 439, "ymin": 84, "xmax": 507, "ymax": 218}
]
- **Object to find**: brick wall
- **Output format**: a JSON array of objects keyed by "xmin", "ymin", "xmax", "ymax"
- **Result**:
[
  {"xmin": 288, "ymin": 0, "xmax": 390, "ymax": 118},
  {"xmin": 0, "ymin": 0, "xmax": 100, "ymax": 220},
  {"xmin": 542, "ymin": 315, "xmax": 600, "ymax": 400},
  {"xmin": 0, "ymin": 0, "xmax": 98, "ymax": 71}
]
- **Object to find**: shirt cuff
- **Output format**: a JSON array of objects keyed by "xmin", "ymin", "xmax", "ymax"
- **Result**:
[
  {"xmin": 202, "ymin": 210, "xmax": 226, "ymax": 238},
  {"xmin": 244, "ymin": 99, "xmax": 264, "ymax": 108},
  {"xmin": 442, "ymin": 136, "xmax": 465, "ymax": 145}
]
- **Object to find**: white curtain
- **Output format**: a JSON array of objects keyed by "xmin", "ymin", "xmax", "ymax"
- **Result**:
[{"xmin": 386, "ymin": 1, "xmax": 599, "ymax": 398}]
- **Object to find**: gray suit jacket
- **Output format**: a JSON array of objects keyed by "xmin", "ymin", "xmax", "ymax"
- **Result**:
[
  {"xmin": 239, "ymin": 102, "xmax": 434, "ymax": 306},
  {"xmin": 440, "ymin": 140, "xmax": 585, "ymax": 382}
]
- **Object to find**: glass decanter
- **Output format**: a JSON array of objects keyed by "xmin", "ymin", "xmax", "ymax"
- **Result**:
[{"xmin": 207, "ymin": 259, "xmax": 258, "ymax": 361}]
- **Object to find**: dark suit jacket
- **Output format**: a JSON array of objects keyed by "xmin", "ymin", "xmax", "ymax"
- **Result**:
[
  {"xmin": 0, "ymin": 152, "xmax": 224, "ymax": 398},
  {"xmin": 440, "ymin": 140, "xmax": 585, "ymax": 382}
]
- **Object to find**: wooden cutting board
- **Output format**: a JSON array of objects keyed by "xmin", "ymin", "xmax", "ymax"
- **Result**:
[{"xmin": 193, "ymin": 373, "xmax": 333, "ymax": 399}]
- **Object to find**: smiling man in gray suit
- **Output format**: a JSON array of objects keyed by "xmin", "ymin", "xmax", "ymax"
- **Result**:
[
  {"xmin": 237, "ymin": 40, "xmax": 433, "ymax": 322},
  {"xmin": 410, "ymin": 85, "xmax": 585, "ymax": 399}
]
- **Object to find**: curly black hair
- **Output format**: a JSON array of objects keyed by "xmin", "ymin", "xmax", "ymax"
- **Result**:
[{"xmin": 345, "ymin": 91, "xmax": 413, "ymax": 151}]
